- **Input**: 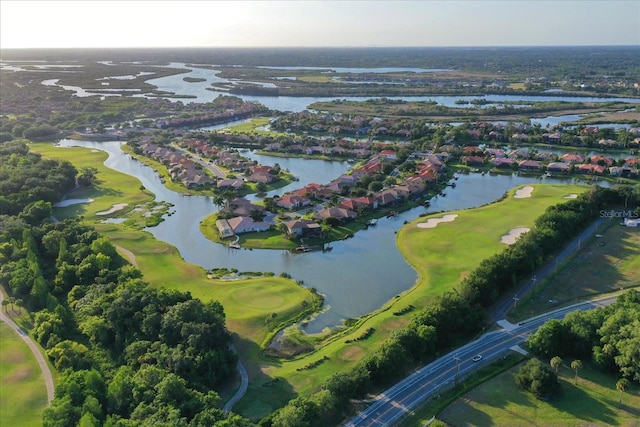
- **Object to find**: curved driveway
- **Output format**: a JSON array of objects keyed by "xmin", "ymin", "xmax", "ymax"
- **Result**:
[{"xmin": 0, "ymin": 288, "xmax": 55, "ymax": 403}]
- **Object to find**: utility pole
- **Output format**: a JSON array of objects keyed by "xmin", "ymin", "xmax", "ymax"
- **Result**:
[{"xmin": 513, "ymin": 296, "xmax": 519, "ymax": 310}]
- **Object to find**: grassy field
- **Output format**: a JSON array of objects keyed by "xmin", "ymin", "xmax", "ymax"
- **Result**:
[
  {"xmin": 0, "ymin": 322, "xmax": 48, "ymax": 427},
  {"xmin": 438, "ymin": 360, "xmax": 640, "ymax": 427},
  {"xmin": 512, "ymin": 220, "xmax": 640, "ymax": 321}
]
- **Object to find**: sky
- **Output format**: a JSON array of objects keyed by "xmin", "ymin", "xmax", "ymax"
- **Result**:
[{"xmin": 1, "ymin": 0, "xmax": 639, "ymax": 49}]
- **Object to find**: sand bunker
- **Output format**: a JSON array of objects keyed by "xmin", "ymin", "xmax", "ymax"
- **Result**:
[
  {"xmin": 417, "ymin": 214, "xmax": 458, "ymax": 229},
  {"xmin": 96, "ymin": 203, "xmax": 128, "ymax": 216},
  {"xmin": 563, "ymin": 194, "xmax": 578, "ymax": 199},
  {"xmin": 514, "ymin": 186, "xmax": 534, "ymax": 199},
  {"xmin": 501, "ymin": 227, "xmax": 530, "ymax": 245},
  {"xmin": 54, "ymin": 198, "xmax": 94, "ymax": 207}
]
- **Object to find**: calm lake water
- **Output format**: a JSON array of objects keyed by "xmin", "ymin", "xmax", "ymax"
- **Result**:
[{"xmin": 55, "ymin": 139, "xmax": 588, "ymax": 332}]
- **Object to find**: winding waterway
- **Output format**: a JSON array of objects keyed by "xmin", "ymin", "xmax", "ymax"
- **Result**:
[{"xmin": 56, "ymin": 139, "xmax": 586, "ymax": 332}]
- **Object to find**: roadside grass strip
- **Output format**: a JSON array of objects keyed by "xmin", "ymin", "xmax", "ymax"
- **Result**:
[{"xmin": 438, "ymin": 361, "xmax": 640, "ymax": 427}]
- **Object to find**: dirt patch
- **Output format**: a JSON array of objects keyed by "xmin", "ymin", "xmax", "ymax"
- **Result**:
[
  {"xmin": 417, "ymin": 214, "xmax": 458, "ymax": 229},
  {"xmin": 514, "ymin": 186, "xmax": 534, "ymax": 199},
  {"xmin": 4, "ymin": 367, "xmax": 33, "ymax": 384},
  {"xmin": 501, "ymin": 227, "xmax": 531, "ymax": 245},
  {"xmin": 339, "ymin": 345, "xmax": 366, "ymax": 362},
  {"xmin": 564, "ymin": 193, "xmax": 578, "ymax": 199}
]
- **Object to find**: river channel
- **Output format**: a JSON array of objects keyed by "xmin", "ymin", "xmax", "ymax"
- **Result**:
[{"xmin": 56, "ymin": 139, "xmax": 585, "ymax": 332}]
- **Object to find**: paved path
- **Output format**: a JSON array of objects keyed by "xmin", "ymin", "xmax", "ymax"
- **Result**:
[
  {"xmin": 115, "ymin": 244, "xmax": 138, "ymax": 267},
  {"xmin": 223, "ymin": 344, "xmax": 249, "ymax": 413},
  {"xmin": 0, "ymin": 288, "xmax": 55, "ymax": 403}
]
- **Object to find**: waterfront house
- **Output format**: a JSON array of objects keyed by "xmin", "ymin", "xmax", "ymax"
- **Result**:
[
  {"xmin": 518, "ymin": 160, "xmax": 542, "ymax": 171},
  {"xmin": 284, "ymin": 219, "xmax": 322, "ymax": 237},
  {"xmin": 315, "ymin": 207, "xmax": 357, "ymax": 223},
  {"xmin": 547, "ymin": 162, "xmax": 571, "ymax": 174}
]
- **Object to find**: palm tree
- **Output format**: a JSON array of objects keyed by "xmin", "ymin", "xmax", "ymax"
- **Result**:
[
  {"xmin": 550, "ymin": 356, "xmax": 562, "ymax": 374},
  {"xmin": 571, "ymin": 359, "xmax": 582, "ymax": 385},
  {"xmin": 616, "ymin": 378, "xmax": 630, "ymax": 405}
]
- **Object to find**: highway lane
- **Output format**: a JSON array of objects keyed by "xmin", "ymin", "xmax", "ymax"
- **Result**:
[{"xmin": 344, "ymin": 296, "xmax": 617, "ymax": 427}]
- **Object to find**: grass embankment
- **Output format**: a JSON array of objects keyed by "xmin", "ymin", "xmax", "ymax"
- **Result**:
[
  {"xmin": 438, "ymin": 360, "xmax": 640, "ymax": 426},
  {"xmin": 0, "ymin": 321, "xmax": 48, "ymax": 427}
]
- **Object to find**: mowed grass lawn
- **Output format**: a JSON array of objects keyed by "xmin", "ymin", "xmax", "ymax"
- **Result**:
[
  {"xmin": 0, "ymin": 322, "xmax": 48, "ymax": 427},
  {"xmin": 96, "ymin": 224, "xmax": 314, "ymax": 348},
  {"xmin": 28, "ymin": 142, "xmax": 153, "ymax": 222},
  {"xmin": 439, "ymin": 360, "xmax": 640, "ymax": 426}
]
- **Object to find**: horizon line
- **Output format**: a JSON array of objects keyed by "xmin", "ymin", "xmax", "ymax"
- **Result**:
[{"xmin": 1, "ymin": 44, "xmax": 639, "ymax": 51}]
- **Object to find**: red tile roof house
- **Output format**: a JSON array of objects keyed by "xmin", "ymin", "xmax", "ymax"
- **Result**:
[
  {"xmin": 314, "ymin": 207, "xmax": 357, "ymax": 223},
  {"xmin": 276, "ymin": 194, "xmax": 311, "ymax": 210},
  {"xmin": 352, "ymin": 196, "xmax": 379, "ymax": 210},
  {"xmin": 491, "ymin": 158, "xmax": 516, "ymax": 169},
  {"xmin": 546, "ymin": 162, "xmax": 571, "ymax": 174},
  {"xmin": 561, "ymin": 153, "xmax": 584, "ymax": 164},
  {"xmin": 518, "ymin": 160, "xmax": 542, "ymax": 171},
  {"xmin": 590, "ymin": 155, "xmax": 614, "ymax": 166},
  {"xmin": 284, "ymin": 219, "xmax": 322, "ymax": 238},
  {"xmin": 578, "ymin": 164, "xmax": 607, "ymax": 175},
  {"xmin": 461, "ymin": 155, "xmax": 486, "ymax": 166},
  {"xmin": 215, "ymin": 216, "xmax": 272, "ymax": 237},
  {"xmin": 379, "ymin": 149, "xmax": 398, "ymax": 160}
]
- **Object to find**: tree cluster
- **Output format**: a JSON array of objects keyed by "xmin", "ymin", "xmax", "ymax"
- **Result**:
[
  {"xmin": 0, "ymin": 141, "xmax": 77, "ymax": 217},
  {"xmin": 526, "ymin": 290, "xmax": 640, "ymax": 384}
]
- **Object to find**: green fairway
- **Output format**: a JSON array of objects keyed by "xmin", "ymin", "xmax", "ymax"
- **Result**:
[
  {"xmin": 28, "ymin": 142, "xmax": 154, "ymax": 222},
  {"xmin": 439, "ymin": 360, "xmax": 640, "ymax": 426},
  {"xmin": 0, "ymin": 322, "xmax": 48, "ymax": 427},
  {"xmin": 397, "ymin": 184, "xmax": 587, "ymax": 297}
]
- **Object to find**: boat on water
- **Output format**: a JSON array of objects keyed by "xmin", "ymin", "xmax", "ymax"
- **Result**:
[
  {"xmin": 366, "ymin": 218, "xmax": 378, "ymax": 226},
  {"xmin": 386, "ymin": 211, "xmax": 398, "ymax": 218},
  {"xmin": 229, "ymin": 242, "xmax": 240, "ymax": 249}
]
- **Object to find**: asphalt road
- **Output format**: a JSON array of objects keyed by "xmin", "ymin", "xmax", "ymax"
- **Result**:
[{"xmin": 344, "ymin": 296, "xmax": 617, "ymax": 427}]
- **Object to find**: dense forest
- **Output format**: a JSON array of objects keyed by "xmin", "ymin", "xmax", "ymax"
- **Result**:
[{"xmin": 0, "ymin": 141, "xmax": 248, "ymax": 426}]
